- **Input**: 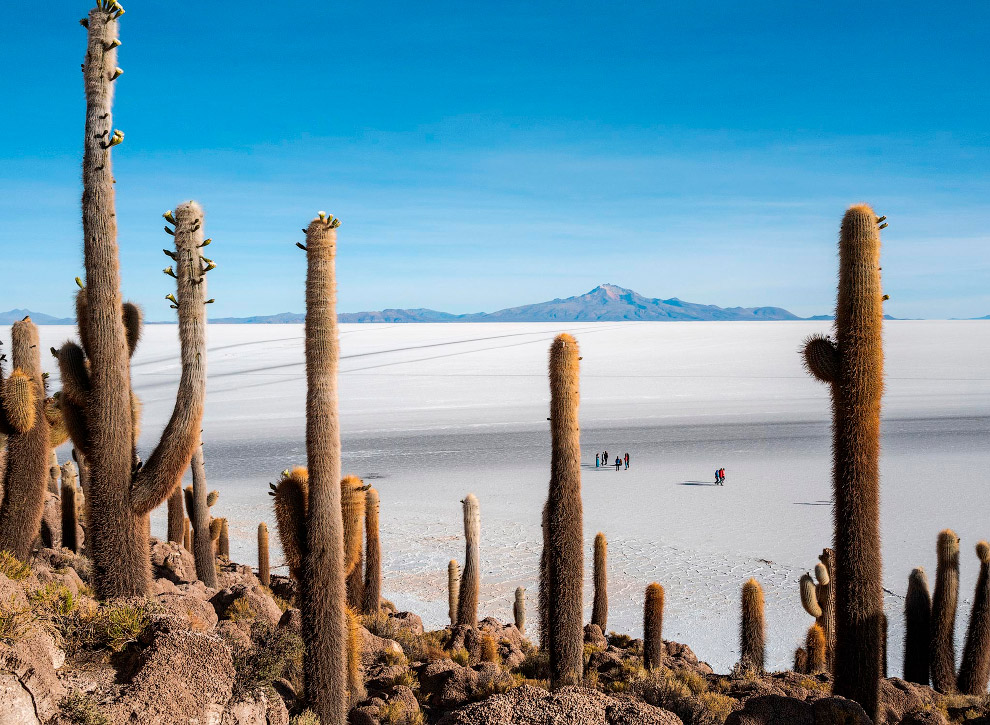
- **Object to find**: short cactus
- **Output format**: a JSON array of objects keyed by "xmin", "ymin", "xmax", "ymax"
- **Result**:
[
  {"xmin": 801, "ymin": 205, "xmax": 887, "ymax": 720},
  {"xmin": 958, "ymin": 541, "xmax": 990, "ymax": 694},
  {"xmin": 272, "ymin": 467, "xmax": 309, "ymax": 582},
  {"xmin": 457, "ymin": 493, "xmax": 481, "ymax": 629},
  {"xmin": 740, "ymin": 578, "xmax": 765, "ymax": 672},
  {"xmin": 362, "ymin": 487, "xmax": 381, "ymax": 614},
  {"xmin": 0, "ymin": 318, "xmax": 52, "ymax": 561},
  {"xmin": 341, "ymin": 475, "xmax": 366, "ymax": 610},
  {"xmin": 218, "ymin": 518, "xmax": 230, "ymax": 559},
  {"xmin": 480, "ymin": 634, "xmax": 499, "ymax": 663},
  {"xmin": 182, "ymin": 517, "xmax": 191, "ymax": 552},
  {"xmin": 592, "ymin": 532, "xmax": 608, "ymax": 632},
  {"xmin": 643, "ymin": 582, "xmax": 665, "ymax": 671},
  {"xmin": 258, "ymin": 522, "xmax": 270, "ymax": 587},
  {"xmin": 60, "ymin": 462, "xmax": 80, "ymax": 554},
  {"xmin": 543, "ymin": 333, "xmax": 584, "ymax": 687},
  {"xmin": 448, "ymin": 560, "xmax": 460, "ymax": 626},
  {"xmin": 799, "ymin": 549, "xmax": 836, "ymax": 668},
  {"xmin": 167, "ymin": 486, "xmax": 184, "ymax": 544},
  {"xmin": 931, "ymin": 529, "xmax": 960, "ymax": 693},
  {"xmin": 794, "ymin": 647, "xmax": 808, "ymax": 674},
  {"xmin": 806, "ymin": 624, "xmax": 827, "ymax": 674},
  {"xmin": 514, "ymin": 587, "xmax": 526, "ymax": 634},
  {"xmin": 184, "ymin": 443, "xmax": 218, "ymax": 588}
]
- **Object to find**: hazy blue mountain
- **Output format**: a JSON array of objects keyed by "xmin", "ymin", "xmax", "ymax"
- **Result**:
[
  {"xmin": 0, "ymin": 309, "xmax": 75, "ymax": 325},
  {"xmin": 0, "ymin": 285, "xmax": 818, "ymax": 324}
]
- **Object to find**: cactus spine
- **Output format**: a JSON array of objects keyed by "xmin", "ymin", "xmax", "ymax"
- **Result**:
[
  {"xmin": 931, "ymin": 529, "xmax": 960, "ymax": 693},
  {"xmin": 592, "ymin": 532, "xmax": 608, "ymax": 632},
  {"xmin": 801, "ymin": 205, "xmax": 886, "ymax": 719},
  {"xmin": 185, "ymin": 444, "xmax": 217, "ymax": 588},
  {"xmin": 514, "ymin": 586, "xmax": 526, "ymax": 634},
  {"xmin": 60, "ymin": 462, "xmax": 80, "ymax": 554},
  {"xmin": 0, "ymin": 318, "xmax": 51, "ymax": 560},
  {"xmin": 958, "ymin": 541, "xmax": 990, "ymax": 694},
  {"xmin": 740, "ymin": 578, "xmax": 766, "ymax": 672},
  {"xmin": 457, "ymin": 493, "xmax": 481, "ymax": 629},
  {"xmin": 341, "ymin": 475, "xmax": 366, "ymax": 610},
  {"xmin": 643, "ymin": 582, "xmax": 665, "ymax": 671},
  {"xmin": 362, "ymin": 487, "xmax": 381, "ymax": 614},
  {"xmin": 543, "ymin": 333, "xmax": 584, "ymax": 687},
  {"xmin": 448, "ymin": 560, "xmax": 460, "ymax": 626},
  {"xmin": 258, "ymin": 522, "xmax": 270, "ymax": 587}
]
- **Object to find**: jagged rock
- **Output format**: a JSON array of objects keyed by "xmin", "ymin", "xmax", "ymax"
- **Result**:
[
  {"xmin": 353, "ymin": 685, "xmax": 420, "ymax": 725},
  {"xmin": 155, "ymin": 591, "xmax": 219, "ymax": 631},
  {"xmin": 217, "ymin": 561, "xmax": 261, "ymax": 590},
  {"xmin": 107, "ymin": 619, "xmax": 235, "ymax": 724},
  {"xmin": 210, "ymin": 584, "xmax": 282, "ymax": 629},
  {"xmin": 900, "ymin": 710, "xmax": 950, "ymax": 725},
  {"xmin": 585, "ymin": 623, "xmax": 609, "ymax": 650},
  {"xmin": 437, "ymin": 684, "xmax": 683, "ymax": 724},
  {"xmin": 150, "ymin": 538, "xmax": 198, "ymax": 585},
  {"xmin": 217, "ymin": 621, "xmax": 253, "ymax": 652},
  {"xmin": 389, "ymin": 610, "xmax": 424, "ymax": 636},
  {"xmin": 724, "ymin": 694, "xmax": 871, "ymax": 724},
  {"xmin": 445, "ymin": 618, "xmax": 527, "ymax": 667},
  {"xmin": 38, "ymin": 492, "xmax": 61, "ymax": 549},
  {"xmin": 32, "ymin": 547, "xmax": 92, "ymax": 585},
  {"xmin": 267, "ymin": 574, "xmax": 296, "ymax": 604},
  {"xmin": 358, "ymin": 625, "xmax": 403, "ymax": 667},
  {"xmin": 365, "ymin": 663, "xmax": 411, "ymax": 691},
  {"xmin": 0, "ymin": 638, "xmax": 65, "ymax": 724},
  {"xmin": 879, "ymin": 678, "xmax": 946, "ymax": 725},
  {"xmin": 665, "ymin": 640, "xmax": 713, "ymax": 675},
  {"xmin": 221, "ymin": 687, "xmax": 290, "ymax": 725}
]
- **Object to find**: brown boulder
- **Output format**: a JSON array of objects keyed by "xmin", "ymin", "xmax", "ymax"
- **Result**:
[
  {"xmin": 390, "ymin": 610, "xmax": 424, "ymax": 636},
  {"xmin": 878, "ymin": 678, "xmax": 945, "ymax": 725},
  {"xmin": 150, "ymin": 539, "xmax": 199, "ymax": 585},
  {"xmin": 437, "ymin": 684, "xmax": 682, "ymax": 725},
  {"xmin": 155, "ymin": 591, "xmax": 219, "ymax": 632},
  {"xmin": 585, "ymin": 623, "xmax": 609, "ymax": 650},
  {"xmin": 724, "ymin": 694, "xmax": 871, "ymax": 725},
  {"xmin": 278, "ymin": 607, "xmax": 302, "ymax": 635},
  {"xmin": 221, "ymin": 687, "xmax": 290, "ymax": 725},
  {"xmin": 210, "ymin": 584, "xmax": 283, "ymax": 629},
  {"xmin": 358, "ymin": 625, "xmax": 403, "ymax": 667},
  {"xmin": 107, "ymin": 621, "xmax": 235, "ymax": 724},
  {"xmin": 0, "ymin": 639, "xmax": 65, "ymax": 724}
]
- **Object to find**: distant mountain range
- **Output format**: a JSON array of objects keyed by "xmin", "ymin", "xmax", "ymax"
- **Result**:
[{"xmin": 4, "ymin": 286, "xmax": 983, "ymax": 325}]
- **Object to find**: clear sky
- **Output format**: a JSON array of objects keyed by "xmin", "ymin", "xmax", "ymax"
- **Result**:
[{"xmin": 1, "ymin": 1, "xmax": 988, "ymax": 319}]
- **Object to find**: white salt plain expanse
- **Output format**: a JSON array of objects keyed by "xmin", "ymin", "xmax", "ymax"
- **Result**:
[{"xmin": 11, "ymin": 320, "xmax": 990, "ymax": 674}]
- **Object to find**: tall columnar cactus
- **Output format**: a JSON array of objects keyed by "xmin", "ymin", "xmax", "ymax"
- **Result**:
[
  {"xmin": 182, "ymin": 517, "xmax": 191, "ymax": 552},
  {"xmin": 958, "ymin": 542, "xmax": 990, "ymax": 694},
  {"xmin": 341, "ymin": 475, "xmax": 366, "ymax": 610},
  {"xmin": 270, "ymin": 212, "xmax": 347, "ymax": 725},
  {"xmin": 362, "ymin": 487, "xmax": 382, "ymax": 614},
  {"xmin": 740, "ymin": 578, "xmax": 766, "ymax": 672},
  {"xmin": 258, "ymin": 522, "xmax": 270, "ymax": 587},
  {"xmin": 539, "ymin": 501, "xmax": 549, "ymax": 650},
  {"xmin": 806, "ymin": 624, "xmax": 827, "ymax": 674},
  {"xmin": 514, "ymin": 587, "xmax": 526, "ymax": 634},
  {"xmin": 592, "ymin": 532, "xmax": 608, "ymax": 632},
  {"xmin": 183, "ymin": 444, "xmax": 218, "ymax": 588},
  {"xmin": 0, "ymin": 318, "xmax": 52, "ymax": 560},
  {"xmin": 643, "ymin": 582, "xmax": 665, "ymax": 671},
  {"xmin": 931, "ymin": 529, "xmax": 960, "ymax": 693},
  {"xmin": 167, "ymin": 486, "xmax": 184, "ymax": 544},
  {"xmin": 543, "ymin": 333, "xmax": 584, "ymax": 687},
  {"xmin": 448, "ymin": 560, "xmax": 460, "ymax": 626},
  {"xmin": 48, "ymin": 464, "xmax": 60, "ymax": 497},
  {"xmin": 801, "ymin": 204, "xmax": 886, "ymax": 719},
  {"xmin": 457, "ymin": 493, "xmax": 481, "ymax": 629},
  {"xmin": 218, "ymin": 518, "xmax": 230, "ymax": 558},
  {"xmin": 60, "ymin": 461, "xmax": 80, "ymax": 554}
]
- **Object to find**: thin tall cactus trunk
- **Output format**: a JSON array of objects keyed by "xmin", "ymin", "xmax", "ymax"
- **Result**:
[{"xmin": 189, "ymin": 443, "xmax": 216, "ymax": 587}]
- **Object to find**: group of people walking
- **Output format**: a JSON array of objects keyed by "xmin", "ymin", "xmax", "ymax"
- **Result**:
[
  {"xmin": 595, "ymin": 450, "xmax": 630, "ymax": 471},
  {"xmin": 715, "ymin": 467, "xmax": 726, "ymax": 485}
]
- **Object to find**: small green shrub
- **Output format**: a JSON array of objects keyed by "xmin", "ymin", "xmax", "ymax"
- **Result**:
[
  {"xmin": 63, "ymin": 600, "xmax": 153, "ymax": 656},
  {"xmin": 517, "ymin": 648, "xmax": 550, "ymax": 680},
  {"xmin": 0, "ymin": 551, "xmax": 31, "ymax": 581},
  {"xmin": 58, "ymin": 691, "xmax": 111, "ymax": 725},
  {"xmin": 450, "ymin": 647, "xmax": 470, "ymax": 666},
  {"xmin": 225, "ymin": 620, "xmax": 304, "ymax": 696},
  {"xmin": 0, "ymin": 598, "xmax": 31, "ymax": 644},
  {"xmin": 607, "ymin": 631, "xmax": 632, "ymax": 648},
  {"xmin": 378, "ymin": 699, "xmax": 424, "ymax": 725},
  {"xmin": 290, "ymin": 711, "xmax": 321, "ymax": 725}
]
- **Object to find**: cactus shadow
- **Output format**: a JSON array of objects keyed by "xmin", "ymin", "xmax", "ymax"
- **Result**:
[
  {"xmin": 793, "ymin": 500, "xmax": 831, "ymax": 506},
  {"xmin": 679, "ymin": 481, "xmax": 719, "ymax": 486}
]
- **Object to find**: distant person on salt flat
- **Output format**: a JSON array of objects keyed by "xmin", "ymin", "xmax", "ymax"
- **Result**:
[
  {"xmin": 614, "ymin": 456, "xmax": 621, "ymax": 471},
  {"xmin": 715, "ymin": 469, "xmax": 722, "ymax": 486},
  {"xmin": 624, "ymin": 453, "xmax": 629, "ymax": 470},
  {"xmin": 596, "ymin": 453, "xmax": 600, "ymax": 468}
]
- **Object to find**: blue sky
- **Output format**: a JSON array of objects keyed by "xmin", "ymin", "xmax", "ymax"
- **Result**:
[{"xmin": 1, "ymin": 1, "xmax": 988, "ymax": 319}]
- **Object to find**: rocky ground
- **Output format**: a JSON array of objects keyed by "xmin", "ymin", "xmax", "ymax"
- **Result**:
[{"xmin": 1, "ymin": 544, "xmax": 989, "ymax": 725}]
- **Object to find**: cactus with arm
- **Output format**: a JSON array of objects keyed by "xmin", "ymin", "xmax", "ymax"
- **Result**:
[{"xmin": 801, "ymin": 205, "xmax": 886, "ymax": 719}]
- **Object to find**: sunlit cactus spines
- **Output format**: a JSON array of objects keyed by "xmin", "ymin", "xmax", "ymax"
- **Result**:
[
  {"xmin": 448, "ymin": 560, "xmax": 460, "ymax": 626},
  {"xmin": 958, "ymin": 541, "xmax": 990, "ymax": 694},
  {"xmin": 60, "ymin": 461, "xmax": 80, "ymax": 554},
  {"xmin": 273, "ymin": 466, "xmax": 309, "ymax": 582},
  {"xmin": 932, "ymin": 529, "xmax": 960, "ymax": 693},
  {"xmin": 592, "ymin": 532, "xmax": 608, "ymax": 632},
  {"xmin": 740, "ymin": 578, "xmax": 765, "ymax": 672},
  {"xmin": 346, "ymin": 607, "xmax": 366, "ymax": 707},
  {"xmin": 800, "ymin": 573, "xmax": 822, "ymax": 618},
  {"xmin": 643, "ymin": 582, "xmax": 665, "ymax": 671},
  {"xmin": 800, "ymin": 204, "xmax": 886, "ymax": 720},
  {"xmin": 806, "ymin": 624, "xmax": 827, "ymax": 674},
  {"xmin": 182, "ymin": 517, "xmax": 191, "ymax": 552},
  {"xmin": 457, "ymin": 493, "xmax": 481, "ymax": 629},
  {"xmin": 514, "ymin": 586, "xmax": 526, "ymax": 634},
  {"xmin": 362, "ymin": 487, "xmax": 382, "ymax": 614},
  {"xmin": 167, "ymin": 487, "xmax": 184, "ymax": 544},
  {"xmin": 0, "ymin": 318, "xmax": 51, "ymax": 561},
  {"xmin": 544, "ymin": 333, "xmax": 584, "ymax": 688}
]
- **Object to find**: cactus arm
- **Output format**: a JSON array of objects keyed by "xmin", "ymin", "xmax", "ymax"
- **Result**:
[
  {"xmin": 188, "ymin": 443, "xmax": 217, "ymax": 587},
  {"xmin": 122, "ymin": 301, "xmax": 142, "ymax": 357},
  {"xmin": 800, "ymin": 573, "xmax": 823, "ymax": 617},
  {"xmin": 1, "ymin": 370, "xmax": 38, "ymax": 434},
  {"xmin": 802, "ymin": 335, "xmax": 839, "ymax": 384},
  {"xmin": 273, "ymin": 466, "xmax": 309, "ymax": 582},
  {"xmin": 129, "ymin": 202, "xmax": 208, "ymax": 515}
]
